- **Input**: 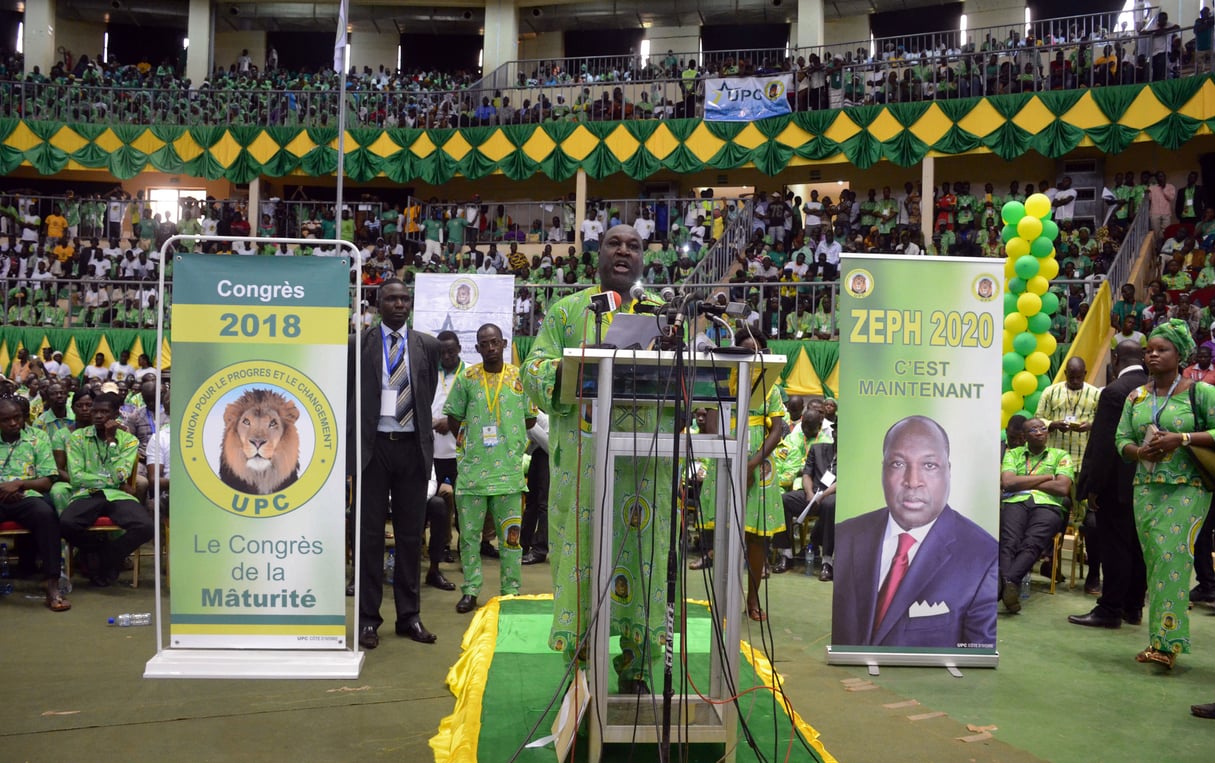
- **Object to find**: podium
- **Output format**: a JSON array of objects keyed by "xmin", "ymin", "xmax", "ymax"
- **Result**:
[{"xmin": 559, "ymin": 346, "xmax": 786, "ymax": 763}]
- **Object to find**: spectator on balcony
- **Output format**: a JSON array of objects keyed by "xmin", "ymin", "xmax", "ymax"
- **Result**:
[
  {"xmin": 1144, "ymin": 11, "xmax": 1180, "ymax": 81},
  {"xmin": 1148, "ymin": 171, "xmax": 1178, "ymax": 242},
  {"xmin": 1176, "ymin": 171, "xmax": 1205, "ymax": 227}
]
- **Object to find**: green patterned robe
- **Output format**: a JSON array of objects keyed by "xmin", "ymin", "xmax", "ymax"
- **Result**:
[
  {"xmin": 522, "ymin": 287, "xmax": 674, "ymax": 682},
  {"xmin": 1115, "ymin": 382, "xmax": 1215, "ymax": 655}
]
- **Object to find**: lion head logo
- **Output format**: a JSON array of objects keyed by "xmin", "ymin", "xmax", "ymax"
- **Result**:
[{"xmin": 218, "ymin": 388, "xmax": 302, "ymax": 495}]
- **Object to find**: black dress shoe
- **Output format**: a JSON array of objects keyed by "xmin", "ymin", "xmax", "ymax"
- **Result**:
[
  {"xmin": 1191, "ymin": 585, "xmax": 1215, "ymax": 603},
  {"xmin": 771, "ymin": 555, "xmax": 789, "ymax": 574},
  {"xmin": 1039, "ymin": 560, "xmax": 1066, "ymax": 584},
  {"xmin": 480, "ymin": 541, "xmax": 500, "ymax": 559},
  {"xmin": 426, "ymin": 570, "xmax": 456, "ymax": 591},
  {"xmin": 396, "ymin": 619, "xmax": 437, "ymax": 643},
  {"xmin": 456, "ymin": 594, "xmax": 478, "ymax": 613},
  {"xmin": 1123, "ymin": 608, "xmax": 1143, "ymax": 625},
  {"xmin": 1002, "ymin": 579, "xmax": 1022, "ymax": 614},
  {"xmin": 358, "ymin": 625, "xmax": 379, "ymax": 649},
  {"xmin": 1068, "ymin": 607, "xmax": 1122, "ymax": 628},
  {"xmin": 1191, "ymin": 702, "xmax": 1215, "ymax": 719},
  {"xmin": 345, "ymin": 580, "xmax": 355, "ymax": 597},
  {"xmin": 818, "ymin": 562, "xmax": 834, "ymax": 582},
  {"xmin": 521, "ymin": 550, "xmax": 547, "ymax": 565}
]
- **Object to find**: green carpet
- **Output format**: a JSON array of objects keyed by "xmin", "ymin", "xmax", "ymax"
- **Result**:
[{"xmin": 458, "ymin": 597, "xmax": 832, "ymax": 763}]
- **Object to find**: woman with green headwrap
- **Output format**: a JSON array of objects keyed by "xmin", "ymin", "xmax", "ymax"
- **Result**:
[{"xmin": 1116, "ymin": 318, "xmax": 1215, "ymax": 669}]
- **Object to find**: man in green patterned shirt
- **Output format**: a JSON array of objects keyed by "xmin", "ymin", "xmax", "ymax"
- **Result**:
[
  {"xmin": 445, "ymin": 323, "xmax": 537, "ymax": 614},
  {"xmin": 0, "ymin": 395, "xmax": 70, "ymax": 610},
  {"xmin": 36, "ymin": 382, "xmax": 73, "ymax": 435},
  {"xmin": 59, "ymin": 392, "xmax": 152, "ymax": 587}
]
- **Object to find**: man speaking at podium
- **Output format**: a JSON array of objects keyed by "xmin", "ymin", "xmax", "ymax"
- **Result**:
[{"xmin": 523, "ymin": 224, "xmax": 672, "ymax": 694}]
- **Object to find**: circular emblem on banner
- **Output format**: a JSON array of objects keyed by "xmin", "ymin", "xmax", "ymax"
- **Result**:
[
  {"xmin": 450, "ymin": 278, "xmax": 478, "ymax": 310},
  {"xmin": 765, "ymin": 80, "xmax": 786, "ymax": 100},
  {"xmin": 180, "ymin": 360, "xmax": 337, "ymax": 518},
  {"xmin": 973, "ymin": 274, "xmax": 998, "ymax": 301},
  {"xmin": 845, "ymin": 268, "xmax": 874, "ymax": 299}
]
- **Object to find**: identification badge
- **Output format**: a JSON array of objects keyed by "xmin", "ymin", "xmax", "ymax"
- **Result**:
[
  {"xmin": 482, "ymin": 425, "xmax": 499, "ymax": 447},
  {"xmin": 1064, "ymin": 415, "xmax": 1077, "ymax": 424},
  {"xmin": 380, "ymin": 389, "xmax": 397, "ymax": 417},
  {"xmin": 821, "ymin": 470, "xmax": 836, "ymax": 488}
]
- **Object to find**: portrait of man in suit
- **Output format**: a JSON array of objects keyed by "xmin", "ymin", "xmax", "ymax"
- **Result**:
[{"xmin": 832, "ymin": 415, "xmax": 998, "ymax": 649}]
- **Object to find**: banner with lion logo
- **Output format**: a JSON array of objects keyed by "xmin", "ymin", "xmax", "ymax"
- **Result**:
[{"xmin": 169, "ymin": 255, "xmax": 349, "ymax": 650}]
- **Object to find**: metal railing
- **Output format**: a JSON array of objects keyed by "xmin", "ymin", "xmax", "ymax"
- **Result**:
[
  {"xmin": 1107, "ymin": 204, "xmax": 1152, "ymax": 295},
  {"xmin": 0, "ymin": 14, "xmax": 1200, "ymax": 131},
  {"xmin": 684, "ymin": 199, "xmax": 755, "ymax": 294}
]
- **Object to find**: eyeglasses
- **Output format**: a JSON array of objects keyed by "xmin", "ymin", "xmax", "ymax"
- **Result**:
[
  {"xmin": 1024, "ymin": 426, "xmax": 1048, "ymax": 434},
  {"xmin": 477, "ymin": 339, "xmax": 504, "ymax": 348}
]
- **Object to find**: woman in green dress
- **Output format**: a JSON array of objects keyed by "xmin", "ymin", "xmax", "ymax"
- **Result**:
[
  {"xmin": 734, "ymin": 328, "xmax": 787, "ymax": 622},
  {"xmin": 1115, "ymin": 319, "xmax": 1215, "ymax": 668}
]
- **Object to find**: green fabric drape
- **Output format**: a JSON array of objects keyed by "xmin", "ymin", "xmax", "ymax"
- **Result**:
[
  {"xmin": 803, "ymin": 341, "xmax": 839, "ymax": 399},
  {"xmin": 69, "ymin": 331, "xmax": 102, "ymax": 367},
  {"xmin": 104, "ymin": 329, "xmax": 139, "ymax": 358},
  {"xmin": 0, "ymin": 328, "xmax": 173, "ymax": 371},
  {"xmin": 3, "ymin": 75, "xmax": 1211, "ymax": 183},
  {"xmin": 769, "ymin": 341, "xmax": 805, "ymax": 380}
]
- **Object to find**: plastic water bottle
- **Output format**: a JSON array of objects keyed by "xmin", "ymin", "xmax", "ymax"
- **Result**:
[
  {"xmin": 108, "ymin": 612, "xmax": 152, "ymax": 627},
  {"xmin": 385, "ymin": 548, "xmax": 396, "ymax": 579},
  {"xmin": 58, "ymin": 568, "xmax": 72, "ymax": 596},
  {"xmin": 0, "ymin": 543, "xmax": 12, "ymax": 596},
  {"xmin": 1020, "ymin": 573, "xmax": 1031, "ymax": 600},
  {"xmin": 803, "ymin": 545, "xmax": 815, "ymax": 577}
]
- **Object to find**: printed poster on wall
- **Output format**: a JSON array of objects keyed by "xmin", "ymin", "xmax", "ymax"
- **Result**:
[
  {"xmin": 412, "ymin": 273, "xmax": 515, "ymax": 366},
  {"xmin": 703, "ymin": 74, "xmax": 793, "ymax": 121},
  {"xmin": 169, "ymin": 255, "xmax": 349, "ymax": 649},
  {"xmin": 829, "ymin": 254, "xmax": 1002, "ymax": 666}
]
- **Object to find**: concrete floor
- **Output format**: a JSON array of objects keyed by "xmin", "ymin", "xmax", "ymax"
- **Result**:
[{"xmin": 2, "ymin": 555, "xmax": 1213, "ymax": 762}]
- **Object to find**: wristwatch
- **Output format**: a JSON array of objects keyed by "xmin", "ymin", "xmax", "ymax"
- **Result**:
[{"xmin": 1182, "ymin": 432, "xmax": 1192, "ymax": 447}]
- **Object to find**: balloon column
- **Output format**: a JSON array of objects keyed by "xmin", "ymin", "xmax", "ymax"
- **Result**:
[{"xmin": 1000, "ymin": 193, "xmax": 1060, "ymax": 427}]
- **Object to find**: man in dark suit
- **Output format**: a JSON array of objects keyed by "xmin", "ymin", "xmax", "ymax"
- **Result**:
[
  {"xmin": 1069, "ymin": 339, "xmax": 1148, "ymax": 628},
  {"xmin": 348, "ymin": 277, "xmax": 441, "ymax": 649},
  {"xmin": 832, "ymin": 416, "xmax": 998, "ymax": 649},
  {"xmin": 776, "ymin": 421, "xmax": 838, "ymax": 581}
]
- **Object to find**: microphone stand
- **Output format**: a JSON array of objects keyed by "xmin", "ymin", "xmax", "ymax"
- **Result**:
[{"xmin": 659, "ymin": 298, "xmax": 693, "ymax": 762}]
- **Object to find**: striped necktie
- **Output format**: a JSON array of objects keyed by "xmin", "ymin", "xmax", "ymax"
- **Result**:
[{"xmin": 388, "ymin": 331, "xmax": 413, "ymax": 429}]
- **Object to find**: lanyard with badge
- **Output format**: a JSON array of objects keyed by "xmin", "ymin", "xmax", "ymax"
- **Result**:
[
  {"xmin": 0, "ymin": 436, "xmax": 21, "ymax": 478},
  {"xmin": 379, "ymin": 329, "xmax": 405, "ymax": 417},
  {"xmin": 481, "ymin": 369, "xmax": 505, "ymax": 447}
]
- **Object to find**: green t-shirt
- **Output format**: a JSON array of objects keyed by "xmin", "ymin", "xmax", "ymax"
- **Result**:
[
  {"xmin": 0, "ymin": 428, "xmax": 57, "ymax": 497},
  {"xmin": 1114, "ymin": 184, "xmax": 1133, "ymax": 220},
  {"xmin": 443, "ymin": 363, "xmax": 536, "ymax": 495},
  {"xmin": 445, "ymin": 217, "xmax": 464, "ymax": 245},
  {"xmin": 423, "ymin": 219, "xmax": 443, "ymax": 242},
  {"xmin": 66, "ymin": 427, "xmax": 140, "ymax": 503},
  {"xmin": 1000, "ymin": 444, "xmax": 1073, "ymax": 511}
]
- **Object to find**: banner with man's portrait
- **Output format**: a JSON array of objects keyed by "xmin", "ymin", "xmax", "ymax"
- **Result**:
[
  {"xmin": 828, "ymin": 254, "xmax": 1002, "ymax": 667},
  {"xmin": 412, "ymin": 274, "xmax": 515, "ymax": 367},
  {"xmin": 703, "ymin": 75, "xmax": 793, "ymax": 121}
]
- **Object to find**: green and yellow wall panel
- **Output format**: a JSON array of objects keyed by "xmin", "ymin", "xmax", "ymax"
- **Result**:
[{"xmin": 3, "ymin": 76, "xmax": 1214, "ymax": 183}]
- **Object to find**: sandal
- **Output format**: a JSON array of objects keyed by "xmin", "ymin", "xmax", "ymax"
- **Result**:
[
  {"xmin": 748, "ymin": 604, "xmax": 767, "ymax": 622},
  {"xmin": 45, "ymin": 583, "xmax": 71, "ymax": 613},
  {"xmin": 689, "ymin": 554, "xmax": 713, "ymax": 570},
  {"xmin": 1135, "ymin": 648, "xmax": 1175, "ymax": 669}
]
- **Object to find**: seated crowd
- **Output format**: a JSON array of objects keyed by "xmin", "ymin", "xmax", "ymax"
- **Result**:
[{"xmin": 0, "ymin": 8, "xmax": 1210, "ymax": 129}]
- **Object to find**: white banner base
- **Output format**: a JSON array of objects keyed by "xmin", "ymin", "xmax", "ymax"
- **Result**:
[
  {"xmin": 144, "ymin": 649, "xmax": 364, "ymax": 679},
  {"xmin": 825, "ymin": 646, "xmax": 999, "ymax": 669}
]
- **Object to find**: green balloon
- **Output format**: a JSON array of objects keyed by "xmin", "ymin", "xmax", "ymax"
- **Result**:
[
  {"xmin": 1008, "ymin": 276, "xmax": 1027, "ymax": 294},
  {"xmin": 1042, "ymin": 219, "xmax": 1059, "ymax": 241},
  {"xmin": 1002, "ymin": 200, "xmax": 1026, "ymax": 225},
  {"xmin": 1004, "ymin": 293, "xmax": 1018, "ymax": 314},
  {"xmin": 1014, "ymin": 255, "xmax": 1040, "ymax": 279},
  {"xmin": 1037, "ymin": 374, "xmax": 1052, "ymax": 390},
  {"xmin": 1003, "ymin": 352, "xmax": 1026, "ymax": 375},
  {"xmin": 1001, "ymin": 224, "xmax": 1017, "ymax": 243},
  {"xmin": 1040, "ymin": 208, "xmax": 1053, "ymax": 222},
  {"xmin": 1030, "ymin": 236, "xmax": 1054, "ymax": 258},
  {"xmin": 1028, "ymin": 312, "xmax": 1052, "ymax": 333},
  {"xmin": 1016, "ymin": 408, "xmax": 1033, "ymax": 420},
  {"xmin": 1002, "ymin": 371, "xmax": 1012, "ymax": 390},
  {"xmin": 1040, "ymin": 291, "xmax": 1060, "ymax": 316},
  {"xmin": 1014, "ymin": 331, "xmax": 1038, "ymax": 356},
  {"xmin": 1024, "ymin": 391, "xmax": 1043, "ymax": 414}
]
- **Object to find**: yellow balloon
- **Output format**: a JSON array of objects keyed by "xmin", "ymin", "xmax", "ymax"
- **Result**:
[
  {"xmin": 1004, "ymin": 312, "xmax": 1029, "ymax": 333},
  {"xmin": 1012, "ymin": 370, "xmax": 1038, "ymax": 396},
  {"xmin": 1025, "ymin": 351, "xmax": 1051, "ymax": 376},
  {"xmin": 1004, "ymin": 257, "xmax": 1017, "ymax": 279},
  {"xmin": 1025, "ymin": 193, "xmax": 1052, "ymax": 219},
  {"xmin": 1002, "ymin": 391, "xmax": 1025, "ymax": 413},
  {"xmin": 1038, "ymin": 256, "xmax": 1060, "ymax": 280},
  {"xmin": 1005, "ymin": 237, "xmax": 1030, "ymax": 259},
  {"xmin": 1037, "ymin": 332, "xmax": 1057, "ymax": 356},
  {"xmin": 1027, "ymin": 275, "xmax": 1049, "ymax": 295},
  {"xmin": 1002, "ymin": 409, "xmax": 1013, "ymax": 429},
  {"xmin": 1017, "ymin": 215, "xmax": 1043, "ymax": 241},
  {"xmin": 1017, "ymin": 291, "xmax": 1043, "ymax": 316},
  {"xmin": 1003, "ymin": 330, "xmax": 1014, "ymax": 353}
]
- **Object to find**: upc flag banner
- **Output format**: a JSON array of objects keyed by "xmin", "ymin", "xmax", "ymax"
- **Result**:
[
  {"xmin": 412, "ymin": 274, "xmax": 516, "ymax": 367},
  {"xmin": 703, "ymin": 75, "xmax": 793, "ymax": 121},
  {"xmin": 829, "ymin": 254, "xmax": 1003, "ymax": 667}
]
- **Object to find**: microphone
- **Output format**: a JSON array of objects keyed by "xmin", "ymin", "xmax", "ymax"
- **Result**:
[
  {"xmin": 660, "ymin": 286, "xmax": 677, "ymax": 303},
  {"xmin": 588, "ymin": 290, "xmax": 622, "ymax": 314},
  {"xmin": 629, "ymin": 281, "xmax": 646, "ymax": 303}
]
